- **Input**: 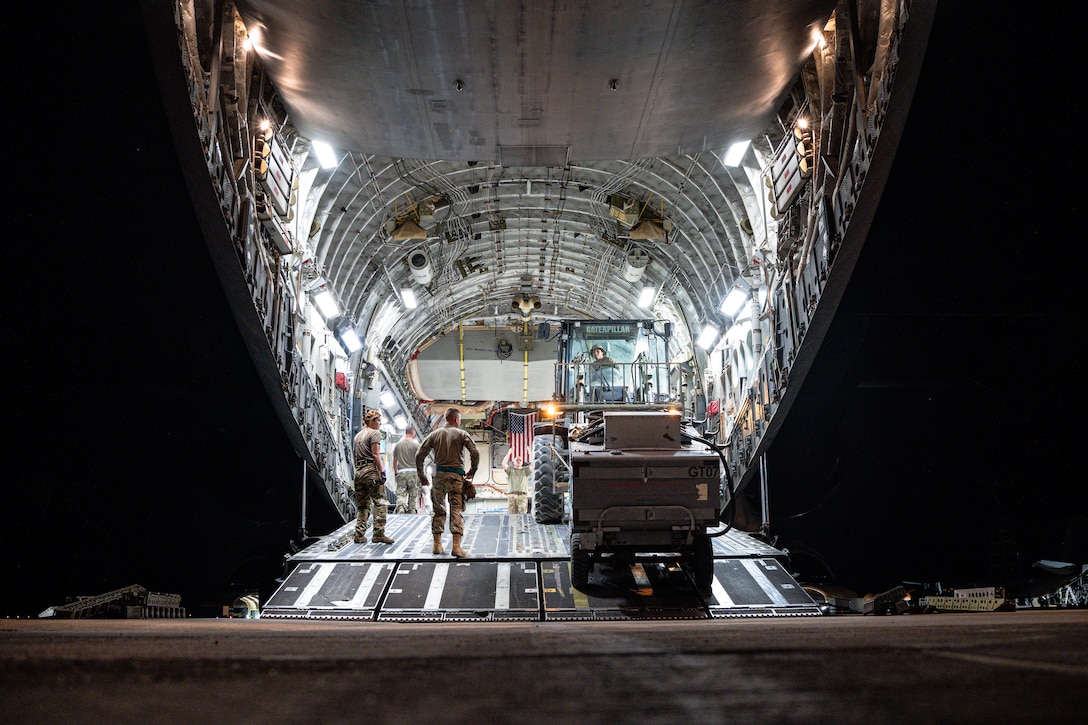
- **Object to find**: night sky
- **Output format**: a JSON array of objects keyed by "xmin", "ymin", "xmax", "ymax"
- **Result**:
[{"xmin": 4, "ymin": 3, "xmax": 1082, "ymax": 616}]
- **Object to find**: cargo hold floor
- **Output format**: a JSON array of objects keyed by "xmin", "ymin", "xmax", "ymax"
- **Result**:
[{"xmin": 264, "ymin": 513, "xmax": 822, "ymax": 621}]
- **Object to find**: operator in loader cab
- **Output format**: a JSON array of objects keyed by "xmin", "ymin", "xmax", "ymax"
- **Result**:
[
  {"xmin": 589, "ymin": 343, "xmax": 621, "ymax": 398},
  {"xmin": 590, "ymin": 343, "xmax": 615, "ymax": 365}
]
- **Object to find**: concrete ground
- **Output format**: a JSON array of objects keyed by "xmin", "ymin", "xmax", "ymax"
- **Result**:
[{"xmin": 1, "ymin": 609, "xmax": 1085, "ymax": 723}]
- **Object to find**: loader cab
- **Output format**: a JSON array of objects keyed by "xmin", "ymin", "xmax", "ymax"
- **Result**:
[{"xmin": 555, "ymin": 319, "xmax": 675, "ymax": 409}]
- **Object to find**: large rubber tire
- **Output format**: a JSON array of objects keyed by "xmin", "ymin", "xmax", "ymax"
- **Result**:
[
  {"xmin": 532, "ymin": 434, "xmax": 567, "ymax": 524},
  {"xmin": 571, "ymin": 538, "xmax": 590, "ymax": 590},
  {"xmin": 692, "ymin": 533, "xmax": 714, "ymax": 592}
]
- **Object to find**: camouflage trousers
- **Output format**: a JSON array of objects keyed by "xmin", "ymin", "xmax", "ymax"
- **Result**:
[
  {"xmin": 394, "ymin": 469, "xmax": 422, "ymax": 513},
  {"xmin": 507, "ymin": 491, "xmax": 529, "ymax": 514},
  {"xmin": 353, "ymin": 466, "xmax": 389, "ymax": 541},
  {"xmin": 430, "ymin": 472, "xmax": 466, "ymax": 536}
]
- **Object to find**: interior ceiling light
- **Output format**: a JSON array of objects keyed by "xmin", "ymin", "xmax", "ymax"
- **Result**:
[
  {"xmin": 719, "ymin": 277, "xmax": 753, "ymax": 318},
  {"xmin": 313, "ymin": 289, "xmax": 339, "ymax": 318},
  {"xmin": 638, "ymin": 286, "xmax": 655, "ymax": 308},
  {"xmin": 696, "ymin": 323, "xmax": 719, "ymax": 350},
  {"xmin": 311, "ymin": 140, "xmax": 338, "ymax": 169},
  {"xmin": 722, "ymin": 139, "xmax": 751, "ymax": 167},
  {"xmin": 380, "ymin": 390, "xmax": 396, "ymax": 408},
  {"xmin": 392, "ymin": 219, "xmax": 428, "ymax": 240},
  {"xmin": 338, "ymin": 325, "xmax": 363, "ymax": 354},
  {"xmin": 401, "ymin": 288, "xmax": 418, "ymax": 309}
]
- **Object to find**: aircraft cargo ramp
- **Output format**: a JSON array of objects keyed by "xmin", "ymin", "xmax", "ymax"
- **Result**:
[{"xmin": 264, "ymin": 513, "xmax": 821, "ymax": 621}]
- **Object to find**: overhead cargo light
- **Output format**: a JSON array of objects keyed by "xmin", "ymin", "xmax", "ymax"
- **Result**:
[
  {"xmin": 407, "ymin": 247, "xmax": 433, "ymax": 285},
  {"xmin": 637, "ymin": 286, "xmax": 655, "ymax": 308},
  {"xmin": 722, "ymin": 140, "xmax": 751, "ymax": 167},
  {"xmin": 336, "ymin": 320, "xmax": 363, "ymax": 354},
  {"xmin": 719, "ymin": 277, "xmax": 753, "ymax": 318},
  {"xmin": 621, "ymin": 248, "xmax": 650, "ymax": 282},
  {"xmin": 311, "ymin": 140, "xmax": 338, "ymax": 169},
  {"xmin": 380, "ymin": 390, "xmax": 396, "ymax": 408},
  {"xmin": 393, "ymin": 413, "xmax": 409, "ymax": 430},
  {"xmin": 392, "ymin": 219, "xmax": 428, "ymax": 240},
  {"xmin": 696, "ymin": 323, "xmax": 719, "ymax": 350},
  {"xmin": 401, "ymin": 288, "xmax": 418, "ymax": 309},
  {"xmin": 312, "ymin": 289, "xmax": 339, "ymax": 319},
  {"xmin": 629, "ymin": 219, "xmax": 665, "ymax": 240}
]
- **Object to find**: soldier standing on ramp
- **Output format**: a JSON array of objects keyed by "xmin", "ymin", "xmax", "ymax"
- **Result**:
[
  {"xmin": 416, "ymin": 408, "xmax": 479, "ymax": 557},
  {"xmin": 352, "ymin": 409, "xmax": 396, "ymax": 545},
  {"xmin": 392, "ymin": 427, "xmax": 423, "ymax": 513}
]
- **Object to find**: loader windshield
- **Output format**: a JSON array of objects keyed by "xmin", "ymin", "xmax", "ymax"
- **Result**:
[{"xmin": 560, "ymin": 320, "xmax": 675, "ymax": 405}]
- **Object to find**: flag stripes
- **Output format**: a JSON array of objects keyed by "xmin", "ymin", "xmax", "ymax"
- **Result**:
[{"xmin": 509, "ymin": 410, "xmax": 537, "ymax": 462}]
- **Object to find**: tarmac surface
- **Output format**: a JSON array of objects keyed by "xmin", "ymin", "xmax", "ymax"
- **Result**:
[{"xmin": 2, "ymin": 609, "xmax": 1085, "ymax": 723}]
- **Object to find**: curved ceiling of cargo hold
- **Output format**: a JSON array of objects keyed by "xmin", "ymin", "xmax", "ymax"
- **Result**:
[
  {"xmin": 234, "ymin": 0, "xmax": 839, "ymax": 387},
  {"xmin": 303, "ymin": 154, "xmax": 762, "ymax": 365}
]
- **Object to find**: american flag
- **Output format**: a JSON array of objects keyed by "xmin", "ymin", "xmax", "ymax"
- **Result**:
[{"xmin": 508, "ymin": 410, "xmax": 537, "ymax": 462}]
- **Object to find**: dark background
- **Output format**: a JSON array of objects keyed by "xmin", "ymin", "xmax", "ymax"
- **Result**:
[
  {"xmin": 764, "ymin": 3, "xmax": 1085, "ymax": 594},
  {"xmin": 4, "ymin": 3, "xmax": 1083, "ymax": 616}
]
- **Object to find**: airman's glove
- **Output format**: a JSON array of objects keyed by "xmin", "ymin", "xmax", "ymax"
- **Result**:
[{"xmin": 461, "ymin": 481, "xmax": 477, "ymax": 500}]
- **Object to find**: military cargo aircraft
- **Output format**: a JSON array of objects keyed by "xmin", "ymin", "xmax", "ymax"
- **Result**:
[{"xmin": 134, "ymin": 0, "xmax": 938, "ymax": 618}]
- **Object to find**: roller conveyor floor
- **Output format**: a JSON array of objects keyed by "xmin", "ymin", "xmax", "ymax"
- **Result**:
[{"xmin": 264, "ymin": 512, "xmax": 822, "ymax": 621}]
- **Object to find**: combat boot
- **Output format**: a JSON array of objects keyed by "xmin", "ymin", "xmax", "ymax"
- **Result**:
[
  {"xmin": 451, "ymin": 534, "xmax": 467, "ymax": 558},
  {"xmin": 372, "ymin": 532, "xmax": 396, "ymax": 544},
  {"xmin": 432, "ymin": 533, "xmax": 444, "ymax": 554}
]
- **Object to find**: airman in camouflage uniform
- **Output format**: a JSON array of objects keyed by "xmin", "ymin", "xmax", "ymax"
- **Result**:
[
  {"xmin": 502, "ymin": 449, "xmax": 531, "ymax": 515},
  {"xmin": 353, "ymin": 409, "xmax": 395, "ymax": 545},
  {"xmin": 416, "ymin": 408, "xmax": 479, "ymax": 557},
  {"xmin": 392, "ymin": 427, "xmax": 423, "ymax": 513}
]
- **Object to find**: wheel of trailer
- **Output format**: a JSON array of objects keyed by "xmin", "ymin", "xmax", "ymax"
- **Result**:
[
  {"xmin": 570, "ymin": 548, "xmax": 587, "ymax": 587},
  {"xmin": 692, "ymin": 533, "xmax": 714, "ymax": 593},
  {"xmin": 571, "ymin": 544, "xmax": 590, "ymax": 590},
  {"xmin": 532, "ymin": 434, "xmax": 567, "ymax": 524}
]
